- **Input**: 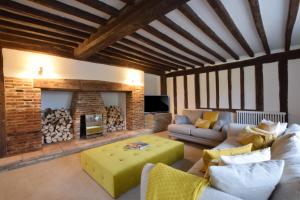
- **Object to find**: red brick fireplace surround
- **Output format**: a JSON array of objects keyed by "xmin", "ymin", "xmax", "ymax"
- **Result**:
[{"xmin": 0, "ymin": 78, "xmax": 144, "ymax": 157}]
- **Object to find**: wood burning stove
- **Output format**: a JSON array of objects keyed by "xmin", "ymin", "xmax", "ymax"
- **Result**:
[{"xmin": 80, "ymin": 114, "xmax": 103, "ymax": 138}]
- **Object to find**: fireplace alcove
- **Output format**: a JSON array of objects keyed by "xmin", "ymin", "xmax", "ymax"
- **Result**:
[{"xmin": 3, "ymin": 78, "xmax": 144, "ymax": 155}]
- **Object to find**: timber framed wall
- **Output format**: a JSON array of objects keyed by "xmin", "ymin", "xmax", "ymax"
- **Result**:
[{"xmin": 165, "ymin": 50, "xmax": 300, "ymax": 123}]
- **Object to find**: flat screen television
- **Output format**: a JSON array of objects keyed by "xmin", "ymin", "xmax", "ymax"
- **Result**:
[{"xmin": 144, "ymin": 95, "xmax": 169, "ymax": 113}]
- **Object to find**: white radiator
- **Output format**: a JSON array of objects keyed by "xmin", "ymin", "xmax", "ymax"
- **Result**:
[{"xmin": 236, "ymin": 111, "xmax": 286, "ymax": 125}]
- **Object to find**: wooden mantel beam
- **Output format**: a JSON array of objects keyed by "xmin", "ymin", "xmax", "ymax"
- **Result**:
[
  {"xmin": 285, "ymin": 0, "xmax": 300, "ymax": 51},
  {"xmin": 74, "ymin": 0, "xmax": 189, "ymax": 59}
]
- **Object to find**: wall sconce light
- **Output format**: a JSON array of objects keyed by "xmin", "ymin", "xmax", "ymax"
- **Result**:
[{"xmin": 38, "ymin": 66, "xmax": 43, "ymax": 76}]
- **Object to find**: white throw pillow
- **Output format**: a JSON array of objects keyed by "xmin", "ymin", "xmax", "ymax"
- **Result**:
[
  {"xmin": 209, "ymin": 160, "xmax": 285, "ymax": 200},
  {"xmin": 259, "ymin": 119, "xmax": 287, "ymax": 136},
  {"xmin": 220, "ymin": 147, "xmax": 271, "ymax": 165}
]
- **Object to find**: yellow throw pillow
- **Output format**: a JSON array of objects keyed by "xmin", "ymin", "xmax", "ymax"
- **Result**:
[
  {"xmin": 194, "ymin": 118, "xmax": 211, "ymax": 129},
  {"xmin": 237, "ymin": 126, "xmax": 276, "ymax": 150},
  {"xmin": 202, "ymin": 144, "xmax": 253, "ymax": 172},
  {"xmin": 203, "ymin": 111, "xmax": 219, "ymax": 128}
]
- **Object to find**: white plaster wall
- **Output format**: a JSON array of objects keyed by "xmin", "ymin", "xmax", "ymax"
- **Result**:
[
  {"xmin": 231, "ymin": 68, "xmax": 241, "ymax": 109},
  {"xmin": 176, "ymin": 76, "xmax": 185, "ymax": 115},
  {"xmin": 187, "ymin": 74, "xmax": 196, "ymax": 109},
  {"xmin": 167, "ymin": 77, "xmax": 174, "ymax": 117},
  {"xmin": 209, "ymin": 72, "xmax": 216, "ymax": 108},
  {"xmin": 244, "ymin": 66, "xmax": 256, "ymax": 109},
  {"xmin": 200, "ymin": 73, "xmax": 207, "ymax": 108},
  {"xmin": 219, "ymin": 70, "xmax": 229, "ymax": 108},
  {"xmin": 41, "ymin": 91, "xmax": 73, "ymax": 110},
  {"xmin": 144, "ymin": 73, "xmax": 161, "ymax": 95},
  {"xmin": 3, "ymin": 49, "xmax": 144, "ymax": 85},
  {"xmin": 263, "ymin": 62, "xmax": 280, "ymax": 111},
  {"xmin": 288, "ymin": 58, "xmax": 300, "ymax": 123}
]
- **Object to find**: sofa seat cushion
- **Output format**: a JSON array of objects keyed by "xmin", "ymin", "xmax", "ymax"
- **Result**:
[
  {"xmin": 191, "ymin": 128, "xmax": 225, "ymax": 141},
  {"xmin": 168, "ymin": 124, "xmax": 194, "ymax": 135}
]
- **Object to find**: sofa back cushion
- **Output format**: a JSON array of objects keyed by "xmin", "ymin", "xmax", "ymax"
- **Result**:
[
  {"xmin": 218, "ymin": 111, "xmax": 234, "ymax": 123},
  {"xmin": 182, "ymin": 109, "xmax": 211, "ymax": 124},
  {"xmin": 270, "ymin": 133, "xmax": 300, "ymax": 200}
]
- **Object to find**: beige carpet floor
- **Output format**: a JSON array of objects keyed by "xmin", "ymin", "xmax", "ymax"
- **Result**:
[{"xmin": 0, "ymin": 132, "xmax": 205, "ymax": 200}]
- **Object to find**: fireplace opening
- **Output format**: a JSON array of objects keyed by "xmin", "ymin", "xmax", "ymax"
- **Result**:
[{"xmin": 41, "ymin": 91, "xmax": 74, "ymax": 144}]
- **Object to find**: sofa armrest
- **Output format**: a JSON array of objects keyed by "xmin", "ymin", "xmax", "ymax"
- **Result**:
[{"xmin": 140, "ymin": 163, "xmax": 154, "ymax": 200}]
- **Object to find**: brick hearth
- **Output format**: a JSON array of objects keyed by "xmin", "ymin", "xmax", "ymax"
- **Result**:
[{"xmin": 2, "ymin": 78, "xmax": 145, "ymax": 156}]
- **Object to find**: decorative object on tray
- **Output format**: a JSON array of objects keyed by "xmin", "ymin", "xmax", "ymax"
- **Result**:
[
  {"xmin": 124, "ymin": 142, "xmax": 149, "ymax": 150},
  {"xmin": 41, "ymin": 108, "xmax": 73, "ymax": 144}
]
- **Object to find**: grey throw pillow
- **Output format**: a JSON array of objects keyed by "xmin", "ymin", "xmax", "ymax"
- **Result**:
[
  {"xmin": 175, "ymin": 115, "xmax": 191, "ymax": 124},
  {"xmin": 213, "ymin": 120, "xmax": 226, "ymax": 131}
]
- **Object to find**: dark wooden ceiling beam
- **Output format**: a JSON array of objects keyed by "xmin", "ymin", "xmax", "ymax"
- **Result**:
[
  {"xmin": 0, "ymin": 27, "xmax": 78, "ymax": 47},
  {"xmin": 75, "ymin": 0, "xmax": 119, "ymax": 16},
  {"xmin": 120, "ymin": 38, "xmax": 193, "ymax": 68},
  {"xmin": 27, "ymin": 0, "xmax": 107, "ymax": 25},
  {"xmin": 166, "ymin": 49, "xmax": 300, "ymax": 77},
  {"xmin": 178, "ymin": 4, "xmax": 239, "ymax": 60},
  {"xmin": 143, "ymin": 25, "xmax": 214, "ymax": 64},
  {"xmin": 0, "ymin": 32, "xmax": 74, "ymax": 51},
  {"xmin": 0, "ymin": 40, "xmax": 162, "ymax": 75},
  {"xmin": 112, "ymin": 42, "xmax": 184, "ymax": 70},
  {"xmin": 207, "ymin": 0, "xmax": 254, "ymax": 57},
  {"xmin": 120, "ymin": 0, "xmax": 135, "ymax": 5},
  {"xmin": 0, "ymin": 10, "xmax": 88, "ymax": 39},
  {"xmin": 159, "ymin": 16, "xmax": 226, "ymax": 62},
  {"xmin": 0, "ymin": 0, "xmax": 96, "ymax": 33},
  {"xmin": 99, "ymin": 51, "xmax": 166, "ymax": 73},
  {"xmin": 0, "ymin": 19, "xmax": 83, "ymax": 43},
  {"xmin": 74, "ymin": 0, "xmax": 189, "ymax": 59},
  {"xmin": 131, "ymin": 32, "xmax": 200, "ymax": 67},
  {"xmin": 248, "ymin": 0, "xmax": 270, "ymax": 54},
  {"xmin": 105, "ymin": 47, "xmax": 174, "ymax": 71},
  {"xmin": 285, "ymin": 0, "xmax": 300, "ymax": 51}
]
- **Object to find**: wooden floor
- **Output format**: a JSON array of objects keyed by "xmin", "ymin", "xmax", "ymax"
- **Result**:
[{"xmin": 0, "ymin": 131, "xmax": 205, "ymax": 200}]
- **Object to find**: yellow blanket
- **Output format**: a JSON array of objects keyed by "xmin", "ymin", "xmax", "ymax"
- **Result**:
[{"xmin": 146, "ymin": 163, "xmax": 209, "ymax": 200}]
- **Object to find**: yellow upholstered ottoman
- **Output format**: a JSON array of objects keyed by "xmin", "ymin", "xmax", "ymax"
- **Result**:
[{"xmin": 80, "ymin": 135, "xmax": 184, "ymax": 198}]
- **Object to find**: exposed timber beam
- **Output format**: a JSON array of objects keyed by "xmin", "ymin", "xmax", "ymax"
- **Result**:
[
  {"xmin": 166, "ymin": 49, "xmax": 300, "ymax": 76},
  {"xmin": 285, "ymin": 0, "xmax": 300, "ymax": 51},
  {"xmin": 112, "ymin": 42, "xmax": 185, "ymax": 70},
  {"xmin": 0, "ymin": 10, "xmax": 88, "ymax": 39},
  {"xmin": 120, "ymin": 38, "xmax": 193, "ymax": 68},
  {"xmin": 0, "ymin": 28, "xmax": 78, "ymax": 47},
  {"xmin": 74, "ymin": 0, "xmax": 189, "ymax": 59},
  {"xmin": 98, "ymin": 51, "xmax": 166, "ymax": 73},
  {"xmin": 178, "ymin": 4, "xmax": 239, "ymax": 60},
  {"xmin": 207, "ymin": 0, "xmax": 254, "ymax": 57},
  {"xmin": 75, "ymin": 0, "xmax": 119, "ymax": 16},
  {"xmin": 143, "ymin": 25, "xmax": 215, "ymax": 64},
  {"xmin": 120, "ymin": 0, "xmax": 135, "ymax": 5},
  {"xmin": 0, "ymin": 19, "xmax": 83, "ymax": 43},
  {"xmin": 104, "ymin": 47, "xmax": 174, "ymax": 71},
  {"xmin": 27, "ymin": 0, "xmax": 107, "ymax": 25},
  {"xmin": 0, "ymin": 40, "xmax": 162, "ymax": 75},
  {"xmin": 159, "ymin": 16, "xmax": 226, "ymax": 62},
  {"xmin": 248, "ymin": 0, "xmax": 270, "ymax": 54},
  {"xmin": 0, "ymin": 0, "xmax": 96, "ymax": 33},
  {"xmin": 130, "ymin": 33, "xmax": 200, "ymax": 67}
]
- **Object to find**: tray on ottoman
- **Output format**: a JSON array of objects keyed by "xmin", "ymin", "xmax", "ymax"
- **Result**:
[{"xmin": 80, "ymin": 135, "xmax": 184, "ymax": 198}]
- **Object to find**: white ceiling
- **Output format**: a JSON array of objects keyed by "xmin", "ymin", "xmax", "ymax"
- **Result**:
[{"xmin": 3, "ymin": 0, "xmax": 300, "ymax": 70}]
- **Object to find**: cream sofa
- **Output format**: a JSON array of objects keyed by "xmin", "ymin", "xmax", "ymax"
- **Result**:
[
  {"xmin": 141, "ymin": 123, "xmax": 300, "ymax": 200},
  {"xmin": 168, "ymin": 109, "xmax": 234, "ymax": 147}
]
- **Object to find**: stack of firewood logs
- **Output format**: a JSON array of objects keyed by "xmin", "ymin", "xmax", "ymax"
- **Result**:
[
  {"xmin": 105, "ymin": 106, "xmax": 125, "ymax": 132},
  {"xmin": 41, "ymin": 108, "xmax": 73, "ymax": 144}
]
